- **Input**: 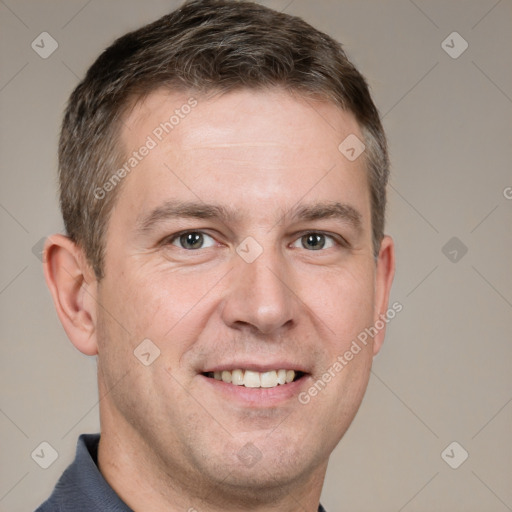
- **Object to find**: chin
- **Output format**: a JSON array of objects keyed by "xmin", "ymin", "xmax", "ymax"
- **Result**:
[{"xmin": 196, "ymin": 434, "xmax": 325, "ymax": 495}]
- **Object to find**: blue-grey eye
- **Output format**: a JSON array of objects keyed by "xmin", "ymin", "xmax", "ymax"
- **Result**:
[
  {"xmin": 172, "ymin": 232, "xmax": 215, "ymax": 250},
  {"xmin": 292, "ymin": 233, "xmax": 335, "ymax": 250}
]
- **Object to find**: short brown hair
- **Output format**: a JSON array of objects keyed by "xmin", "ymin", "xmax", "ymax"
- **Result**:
[{"xmin": 59, "ymin": 0, "xmax": 389, "ymax": 279}]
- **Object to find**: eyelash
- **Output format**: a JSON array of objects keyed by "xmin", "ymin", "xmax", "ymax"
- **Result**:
[{"xmin": 162, "ymin": 230, "xmax": 348, "ymax": 251}]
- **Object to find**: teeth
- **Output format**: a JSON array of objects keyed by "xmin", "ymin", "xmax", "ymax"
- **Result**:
[
  {"xmin": 231, "ymin": 369, "xmax": 244, "ymax": 385},
  {"xmin": 244, "ymin": 370, "xmax": 261, "ymax": 388},
  {"xmin": 260, "ymin": 370, "xmax": 277, "ymax": 388},
  {"xmin": 207, "ymin": 369, "xmax": 298, "ymax": 388}
]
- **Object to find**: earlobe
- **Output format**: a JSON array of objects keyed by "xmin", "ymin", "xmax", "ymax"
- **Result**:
[
  {"xmin": 43, "ymin": 234, "xmax": 99, "ymax": 356},
  {"xmin": 372, "ymin": 235, "xmax": 395, "ymax": 356}
]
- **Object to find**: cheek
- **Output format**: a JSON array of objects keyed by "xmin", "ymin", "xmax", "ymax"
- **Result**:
[
  {"xmin": 303, "ymin": 265, "xmax": 376, "ymax": 351},
  {"xmin": 98, "ymin": 263, "xmax": 226, "ymax": 359}
]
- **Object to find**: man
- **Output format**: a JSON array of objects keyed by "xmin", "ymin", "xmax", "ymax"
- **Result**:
[{"xmin": 38, "ymin": 0, "xmax": 394, "ymax": 510}]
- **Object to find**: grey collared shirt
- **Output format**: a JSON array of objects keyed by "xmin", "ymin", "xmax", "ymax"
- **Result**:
[{"xmin": 36, "ymin": 434, "xmax": 327, "ymax": 512}]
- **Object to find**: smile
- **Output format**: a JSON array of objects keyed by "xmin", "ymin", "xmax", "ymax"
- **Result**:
[{"xmin": 203, "ymin": 369, "xmax": 305, "ymax": 388}]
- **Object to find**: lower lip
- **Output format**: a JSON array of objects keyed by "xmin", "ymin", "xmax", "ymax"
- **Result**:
[{"xmin": 199, "ymin": 374, "xmax": 309, "ymax": 407}]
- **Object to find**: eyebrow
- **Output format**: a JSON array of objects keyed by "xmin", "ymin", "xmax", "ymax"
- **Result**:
[
  {"xmin": 137, "ymin": 201, "xmax": 241, "ymax": 234},
  {"xmin": 136, "ymin": 200, "xmax": 362, "ymax": 234},
  {"xmin": 291, "ymin": 202, "xmax": 362, "ymax": 229}
]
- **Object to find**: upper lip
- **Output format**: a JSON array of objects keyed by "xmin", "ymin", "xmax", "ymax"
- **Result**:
[{"xmin": 202, "ymin": 362, "xmax": 310, "ymax": 373}]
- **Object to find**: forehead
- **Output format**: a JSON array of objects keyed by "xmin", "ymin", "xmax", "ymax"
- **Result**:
[
  {"xmin": 124, "ymin": 87, "xmax": 361, "ymax": 148},
  {"xmin": 115, "ymin": 88, "xmax": 370, "ymax": 228}
]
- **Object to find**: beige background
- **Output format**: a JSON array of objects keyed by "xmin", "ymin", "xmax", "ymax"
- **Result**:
[{"xmin": 1, "ymin": 1, "xmax": 511, "ymax": 511}]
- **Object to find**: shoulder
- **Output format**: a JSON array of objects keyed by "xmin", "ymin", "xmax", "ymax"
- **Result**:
[{"xmin": 33, "ymin": 434, "xmax": 102, "ymax": 512}]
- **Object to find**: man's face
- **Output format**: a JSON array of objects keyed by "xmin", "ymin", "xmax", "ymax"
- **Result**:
[{"xmin": 95, "ymin": 89, "xmax": 392, "ymax": 495}]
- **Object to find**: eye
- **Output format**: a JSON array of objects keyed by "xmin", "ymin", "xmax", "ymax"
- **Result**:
[
  {"xmin": 170, "ymin": 231, "xmax": 216, "ymax": 250},
  {"xmin": 292, "ymin": 232, "xmax": 337, "ymax": 251}
]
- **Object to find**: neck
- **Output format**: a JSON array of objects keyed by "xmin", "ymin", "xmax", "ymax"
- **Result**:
[{"xmin": 97, "ymin": 404, "xmax": 327, "ymax": 512}]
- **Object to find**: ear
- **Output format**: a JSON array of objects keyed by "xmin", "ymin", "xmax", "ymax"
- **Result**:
[
  {"xmin": 372, "ymin": 235, "xmax": 395, "ymax": 356},
  {"xmin": 43, "ymin": 234, "xmax": 99, "ymax": 356}
]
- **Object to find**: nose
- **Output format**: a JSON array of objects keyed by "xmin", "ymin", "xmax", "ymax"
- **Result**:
[{"xmin": 220, "ymin": 245, "xmax": 298, "ymax": 335}]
